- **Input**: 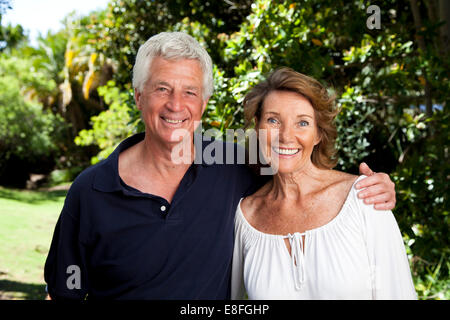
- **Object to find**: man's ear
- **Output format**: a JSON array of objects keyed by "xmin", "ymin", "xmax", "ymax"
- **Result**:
[
  {"xmin": 134, "ymin": 88, "xmax": 142, "ymax": 110},
  {"xmin": 201, "ymin": 98, "xmax": 209, "ymax": 114}
]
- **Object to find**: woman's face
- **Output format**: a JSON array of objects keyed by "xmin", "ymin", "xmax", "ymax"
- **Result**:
[{"xmin": 256, "ymin": 90, "xmax": 321, "ymax": 175}]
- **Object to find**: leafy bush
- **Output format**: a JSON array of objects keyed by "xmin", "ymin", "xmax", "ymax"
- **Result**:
[
  {"xmin": 0, "ymin": 55, "xmax": 66, "ymax": 186},
  {"xmin": 392, "ymin": 110, "xmax": 449, "ymax": 299},
  {"xmin": 74, "ymin": 81, "xmax": 139, "ymax": 164}
]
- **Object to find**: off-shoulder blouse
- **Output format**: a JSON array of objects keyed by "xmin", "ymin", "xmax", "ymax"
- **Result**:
[{"xmin": 231, "ymin": 176, "xmax": 417, "ymax": 300}]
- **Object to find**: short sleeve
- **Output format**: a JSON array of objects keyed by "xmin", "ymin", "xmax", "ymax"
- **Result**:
[
  {"xmin": 231, "ymin": 205, "xmax": 246, "ymax": 300},
  {"xmin": 357, "ymin": 195, "xmax": 417, "ymax": 299},
  {"xmin": 44, "ymin": 185, "xmax": 89, "ymax": 300}
]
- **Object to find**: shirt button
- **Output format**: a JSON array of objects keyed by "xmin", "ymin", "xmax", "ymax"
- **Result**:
[{"xmin": 160, "ymin": 205, "xmax": 166, "ymax": 212}]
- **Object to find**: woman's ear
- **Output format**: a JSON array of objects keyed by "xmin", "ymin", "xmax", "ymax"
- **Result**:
[
  {"xmin": 254, "ymin": 116, "xmax": 259, "ymax": 129},
  {"xmin": 314, "ymin": 127, "xmax": 322, "ymax": 146}
]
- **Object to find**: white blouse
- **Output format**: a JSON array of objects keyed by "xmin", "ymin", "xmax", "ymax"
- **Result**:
[{"xmin": 231, "ymin": 176, "xmax": 417, "ymax": 300}]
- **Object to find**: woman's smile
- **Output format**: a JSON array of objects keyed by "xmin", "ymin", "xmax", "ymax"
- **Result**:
[{"xmin": 272, "ymin": 147, "xmax": 300, "ymax": 156}]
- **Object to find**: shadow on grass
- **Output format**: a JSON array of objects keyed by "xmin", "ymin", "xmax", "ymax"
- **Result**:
[
  {"xmin": 0, "ymin": 279, "xmax": 46, "ymax": 300},
  {"xmin": 0, "ymin": 187, "xmax": 68, "ymax": 204}
]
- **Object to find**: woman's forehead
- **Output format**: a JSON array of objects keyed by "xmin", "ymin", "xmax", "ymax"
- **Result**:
[{"xmin": 262, "ymin": 90, "xmax": 314, "ymax": 115}]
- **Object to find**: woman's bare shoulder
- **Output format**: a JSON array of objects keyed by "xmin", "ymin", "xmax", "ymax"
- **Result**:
[
  {"xmin": 241, "ymin": 180, "xmax": 273, "ymax": 219},
  {"xmin": 319, "ymin": 170, "xmax": 359, "ymax": 198},
  {"xmin": 327, "ymin": 170, "xmax": 358, "ymax": 186}
]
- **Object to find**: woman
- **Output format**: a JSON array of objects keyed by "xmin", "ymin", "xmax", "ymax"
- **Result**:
[{"xmin": 231, "ymin": 68, "xmax": 416, "ymax": 299}]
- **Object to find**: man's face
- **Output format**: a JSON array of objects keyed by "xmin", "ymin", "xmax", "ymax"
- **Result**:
[{"xmin": 135, "ymin": 57, "xmax": 208, "ymax": 147}]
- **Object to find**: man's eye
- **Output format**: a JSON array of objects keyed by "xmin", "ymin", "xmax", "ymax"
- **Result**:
[
  {"xmin": 186, "ymin": 91, "xmax": 196, "ymax": 96},
  {"xmin": 157, "ymin": 87, "xmax": 168, "ymax": 92}
]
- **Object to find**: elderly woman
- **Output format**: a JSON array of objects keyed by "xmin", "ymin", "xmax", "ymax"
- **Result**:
[{"xmin": 231, "ymin": 68, "xmax": 416, "ymax": 299}]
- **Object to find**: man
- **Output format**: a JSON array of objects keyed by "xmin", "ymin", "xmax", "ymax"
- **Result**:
[{"xmin": 44, "ymin": 32, "xmax": 396, "ymax": 299}]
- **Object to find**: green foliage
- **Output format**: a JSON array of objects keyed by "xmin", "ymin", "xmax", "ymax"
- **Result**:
[
  {"xmin": 392, "ymin": 110, "xmax": 449, "ymax": 299},
  {"xmin": 0, "ymin": 23, "xmax": 25, "ymax": 51},
  {"xmin": 335, "ymin": 86, "xmax": 374, "ymax": 170},
  {"xmin": 75, "ymin": 81, "xmax": 138, "ymax": 164},
  {"xmin": 0, "ymin": 54, "xmax": 66, "ymax": 176},
  {"xmin": 1, "ymin": 1, "xmax": 25, "ymax": 51}
]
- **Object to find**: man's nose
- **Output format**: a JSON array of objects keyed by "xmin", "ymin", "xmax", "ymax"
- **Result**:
[{"xmin": 166, "ymin": 91, "xmax": 184, "ymax": 112}]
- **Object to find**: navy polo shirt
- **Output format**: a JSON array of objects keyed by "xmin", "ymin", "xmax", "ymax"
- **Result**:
[{"xmin": 44, "ymin": 132, "xmax": 260, "ymax": 300}]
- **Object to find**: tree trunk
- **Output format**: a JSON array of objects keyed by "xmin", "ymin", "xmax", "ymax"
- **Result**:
[
  {"xmin": 409, "ymin": 0, "xmax": 433, "ymax": 117},
  {"xmin": 438, "ymin": 0, "xmax": 450, "ymax": 56}
]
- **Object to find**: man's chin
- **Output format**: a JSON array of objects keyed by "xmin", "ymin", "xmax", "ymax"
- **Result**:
[
  {"xmin": 151, "ymin": 123, "xmax": 197, "ymax": 146},
  {"xmin": 167, "ymin": 130, "xmax": 194, "ymax": 145}
]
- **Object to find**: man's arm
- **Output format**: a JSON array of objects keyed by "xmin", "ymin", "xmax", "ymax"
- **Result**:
[
  {"xmin": 356, "ymin": 162, "xmax": 396, "ymax": 211},
  {"xmin": 44, "ymin": 184, "xmax": 89, "ymax": 300}
]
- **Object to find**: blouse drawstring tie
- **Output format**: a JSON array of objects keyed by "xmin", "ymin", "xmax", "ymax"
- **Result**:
[{"xmin": 285, "ymin": 232, "xmax": 306, "ymax": 290}]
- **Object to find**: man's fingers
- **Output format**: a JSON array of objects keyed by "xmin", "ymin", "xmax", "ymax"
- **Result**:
[
  {"xmin": 359, "ymin": 162, "xmax": 374, "ymax": 177},
  {"xmin": 362, "ymin": 193, "xmax": 392, "ymax": 205},
  {"xmin": 374, "ymin": 201, "xmax": 395, "ymax": 211},
  {"xmin": 357, "ymin": 184, "xmax": 384, "ymax": 199},
  {"xmin": 355, "ymin": 172, "xmax": 391, "ymax": 189},
  {"xmin": 355, "ymin": 169, "xmax": 397, "ymax": 210}
]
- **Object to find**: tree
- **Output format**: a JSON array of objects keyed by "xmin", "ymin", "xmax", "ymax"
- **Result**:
[
  {"xmin": 0, "ymin": 0, "xmax": 26, "ymax": 51},
  {"xmin": 0, "ymin": 54, "xmax": 66, "ymax": 187}
]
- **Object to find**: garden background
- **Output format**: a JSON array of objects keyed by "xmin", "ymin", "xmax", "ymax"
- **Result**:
[{"xmin": 0, "ymin": 0, "xmax": 448, "ymax": 299}]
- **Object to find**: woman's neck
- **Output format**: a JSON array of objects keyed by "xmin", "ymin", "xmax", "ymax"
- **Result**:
[{"xmin": 268, "ymin": 162, "xmax": 329, "ymax": 202}]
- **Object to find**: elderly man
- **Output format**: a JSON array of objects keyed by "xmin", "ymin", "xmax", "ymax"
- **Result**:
[{"xmin": 44, "ymin": 32, "xmax": 396, "ymax": 300}]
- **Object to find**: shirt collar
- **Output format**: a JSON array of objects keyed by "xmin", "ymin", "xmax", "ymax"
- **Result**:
[{"xmin": 92, "ymin": 132, "xmax": 212, "ymax": 193}]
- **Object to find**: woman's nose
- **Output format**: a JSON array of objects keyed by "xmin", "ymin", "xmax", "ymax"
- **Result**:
[{"xmin": 279, "ymin": 124, "xmax": 295, "ymax": 143}]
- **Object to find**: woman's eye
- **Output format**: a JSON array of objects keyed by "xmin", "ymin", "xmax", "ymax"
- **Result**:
[
  {"xmin": 299, "ymin": 120, "xmax": 309, "ymax": 127},
  {"xmin": 267, "ymin": 118, "xmax": 278, "ymax": 124}
]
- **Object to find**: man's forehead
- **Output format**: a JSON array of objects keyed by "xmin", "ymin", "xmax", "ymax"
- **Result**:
[
  {"xmin": 147, "ymin": 59, "xmax": 203, "ymax": 84},
  {"xmin": 150, "ymin": 56, "xmax": 202, "ymax": 69},
  {"xmin": 150, "ymin": 80, "xmax": 201, "ymax": 90}
]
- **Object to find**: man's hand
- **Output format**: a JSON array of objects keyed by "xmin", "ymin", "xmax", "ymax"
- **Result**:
[{"xmin": 355, "ymin": 162, "xmax": 396, "ymax": 210}]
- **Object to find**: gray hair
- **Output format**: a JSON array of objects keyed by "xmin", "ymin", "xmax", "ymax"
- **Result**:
[{"xmin": 132, "ymin": 32, "xmax": 214, "ymax": 100}]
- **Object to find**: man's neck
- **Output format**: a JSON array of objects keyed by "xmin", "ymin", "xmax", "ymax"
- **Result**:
[
  {"xmin": 139, "ymin": 134, "xmax": 195, "ymax": 179},
  {"xmin": 118, "ymin": 133, "xmax": 196, "ymax": 202}
]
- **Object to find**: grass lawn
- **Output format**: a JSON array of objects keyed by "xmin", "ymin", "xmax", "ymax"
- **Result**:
[{"xmin": 0, "ymin": 186, "xmax": 67, "ymax": 300}]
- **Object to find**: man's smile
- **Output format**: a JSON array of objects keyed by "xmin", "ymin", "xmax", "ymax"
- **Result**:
[{"xmin": 161, "ymin": 116, "xmax": 188, "ymax": 124}]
